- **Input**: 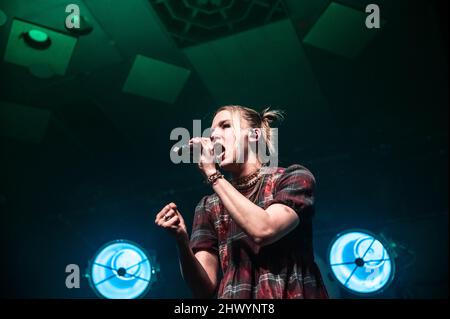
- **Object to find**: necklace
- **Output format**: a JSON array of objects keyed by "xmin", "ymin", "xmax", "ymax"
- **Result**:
[{"xmin": 231, "ymin": 167, "xmax": 262, "ymax": 190}]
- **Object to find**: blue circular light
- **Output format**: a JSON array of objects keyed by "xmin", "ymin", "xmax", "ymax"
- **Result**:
[
  {"xmin": 328, "ymin": 230, "xmax": 395, "ymax": 295},
  {"xmin": 89, "ymin": 240, "xmax": 152, "ymax": 299}
]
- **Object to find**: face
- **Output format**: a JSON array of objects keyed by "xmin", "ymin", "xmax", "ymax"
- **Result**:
[{"xmin": 210, "ymin": 110, "xmax": 250, "ymax": 169}]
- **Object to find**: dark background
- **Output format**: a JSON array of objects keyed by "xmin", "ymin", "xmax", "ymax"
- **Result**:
[{"xmin": 0, "ymin": 0, "xmax": 447, "ymax": 298}]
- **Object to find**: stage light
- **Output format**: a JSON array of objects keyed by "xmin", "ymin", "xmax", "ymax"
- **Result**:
[
  {"xmin": 328, "ymin": 229, "xmax": 395, "ymax": 295},
  {"xmin": 87, "ymin": 240, "xmax": 158, "ymax": 299},
  {"xmin": 5, "ymin": 19, "xmax": 77, "ymax": 76},
  {"xmin": 22, "ymin": 29, "xmax": 52, "ymax": 49}
]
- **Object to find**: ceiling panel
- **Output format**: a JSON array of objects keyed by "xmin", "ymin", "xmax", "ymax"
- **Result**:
[
  {"xmin": 184, "ymin": 19, "xmax": 330, "ymax": 114},
  {"xmin": 4, "ymin": 18, "xmax": 77, "ymax": 75},
  {"xmin": 83, "ymin": 0, "xmax": 187, "ymax": 66},
  {"xmin": 303, "ymin": 2, "xmax": 384, "ymax": 58},
  {"xmin": 122, "ymin": 54, "xmax": 191, "ymax": 103}
]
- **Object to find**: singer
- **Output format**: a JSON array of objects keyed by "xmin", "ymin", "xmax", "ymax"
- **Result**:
[{"xmin": 155, "ymin": 105, "xmax": 328, "ymax": 299}]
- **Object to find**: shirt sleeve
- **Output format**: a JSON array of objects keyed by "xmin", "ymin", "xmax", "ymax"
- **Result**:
[
  {"xmin": 189, "ymin": 195, "xmax": 219, "ymax": 255},
  {"xmin": 264, "ymin": 164, "xmax": 316, "ymax": 219}
]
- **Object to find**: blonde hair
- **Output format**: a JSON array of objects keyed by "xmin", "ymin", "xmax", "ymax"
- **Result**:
[{"xmin": 214, "ymin": 105, "xmax": 284, "ymax": 160}]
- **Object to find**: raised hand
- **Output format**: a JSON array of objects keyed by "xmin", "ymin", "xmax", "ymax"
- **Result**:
[{"xmin": 155, "ymin": 202, "xmax": 189, "ymax": 243}]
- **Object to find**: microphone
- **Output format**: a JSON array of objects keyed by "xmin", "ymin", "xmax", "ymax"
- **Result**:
[
  {"xmin": 171, "ymin": 142, "xmax": 225, "ymax": 159},
  {"xmin": 171, "ymin": 144, "xmax": 192, "ymax": 156}
]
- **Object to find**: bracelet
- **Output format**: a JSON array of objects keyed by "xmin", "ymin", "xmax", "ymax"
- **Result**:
[{"xmin": 206, "ymin": 171, "xmax": 224, "ymax": 185}]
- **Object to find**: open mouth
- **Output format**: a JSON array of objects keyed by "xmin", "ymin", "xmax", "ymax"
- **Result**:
[{"xmin": 213, "ymin": 143, "xmax": 226, "ymax": 162}]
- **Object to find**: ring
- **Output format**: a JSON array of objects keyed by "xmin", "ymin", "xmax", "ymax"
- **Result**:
[{"xmin": 164, "ymin": 214, "xmax": 170, "ymax": 221}]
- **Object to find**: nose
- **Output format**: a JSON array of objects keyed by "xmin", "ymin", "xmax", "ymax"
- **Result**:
[{"xmin": 210, "ymin": 132, "xmax": 221, "ymax": 143}]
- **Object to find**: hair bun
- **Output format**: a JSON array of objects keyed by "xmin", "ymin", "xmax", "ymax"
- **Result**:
[{"xmin": 260, "ymin": 107, "xmax": 284, "ymax": 125}]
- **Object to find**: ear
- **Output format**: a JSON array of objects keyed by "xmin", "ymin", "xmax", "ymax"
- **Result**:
[{"xmin": 248, "ymin": 128, "xmax": 261, "ymax": 142}]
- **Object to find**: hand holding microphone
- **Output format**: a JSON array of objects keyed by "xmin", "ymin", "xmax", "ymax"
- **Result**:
[
  {"xmin": 172, "ymin": 138, "xmax": 225, "ymax": 169},
  {"xmin": 188, "ymin": 137, "xmax": 221, "ymax": 177}
]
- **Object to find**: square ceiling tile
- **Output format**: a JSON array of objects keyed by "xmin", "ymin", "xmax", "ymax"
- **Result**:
[
  {"xmin": 303, "ymin": 2, "xmax": 383, "ymax": 58},
  {"xmin": 4, "ymin": 18, "xmax": 77, "ymax": 75},
  {"xmin": 184, "ymin": 19, "xmax": 328, "ymax": 111},
  {"xmin": 122, "ymin": 54, "xmax": 191, "ymax": 104}
]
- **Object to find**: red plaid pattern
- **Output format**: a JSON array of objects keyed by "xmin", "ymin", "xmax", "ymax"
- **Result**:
[{"xmin": 189, "ymin": 164, "xmax": 329, "ymax": 299}]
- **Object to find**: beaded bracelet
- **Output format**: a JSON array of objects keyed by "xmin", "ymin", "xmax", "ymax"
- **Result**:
[{"xmin": 207, "ymin": 171, "xmax": 224, "ymax": 185}]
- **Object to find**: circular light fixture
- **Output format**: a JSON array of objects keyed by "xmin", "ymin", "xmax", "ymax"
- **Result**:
[
  {"xmin": 22, "ymin": 29, "xmax": 51, "ymax": 49},
  {"xmin": 88, "ymin": 240, "xmax": 156, "ymax": 299},
  {"xmin": 328, "ymin": 229, "xmax": 395, "ymax": 295}
]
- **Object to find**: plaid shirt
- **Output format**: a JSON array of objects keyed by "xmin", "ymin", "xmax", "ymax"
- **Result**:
[{"xmin": 189, "ymin": 164, "xmax": 329, "ymax": 299}]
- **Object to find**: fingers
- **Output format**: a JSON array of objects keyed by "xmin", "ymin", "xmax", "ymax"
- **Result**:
[
  {"xmin": 156, "ymin": 202, "xmax": 176, "ymax": 219},
  {"xmin": 163, "ymin": 209, "xmax": 176, "ymax": 221},
  {"xmin": 156, "ymin": 208, "xmax": 175, "ymax": 226},
  {"xmin": 155, "ymin": 202, "xmax": 183, "ymax": 231},
  {"xmin": 190, "ymin": 137, "xmax": 208, "ymax": 145},
  {"xmin": 190, "ymin": 137, "xmax": 213, "ymax": 151},
  {"xmin": 190, "ymin": 138, "xmax": 215, "ymax": 164},
  {"xmin": 200, "ymin": 139, "xmax": 212, "ymax": 154},
  {"xmin": 158, "ymin": 209, "xmax": 181, "ymax": 229},
  {"xmin": 163, "ymin": 215, "xmax": 181, "ymax": 228},
  {"xmin": 177, "ymin": 211, "xmax": 185, "ymax": 225}
]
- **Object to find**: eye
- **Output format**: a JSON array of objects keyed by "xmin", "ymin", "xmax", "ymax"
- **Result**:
[{"xmin": 222, "ymin": 122, "xmax": 231, "ymax": 128}]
